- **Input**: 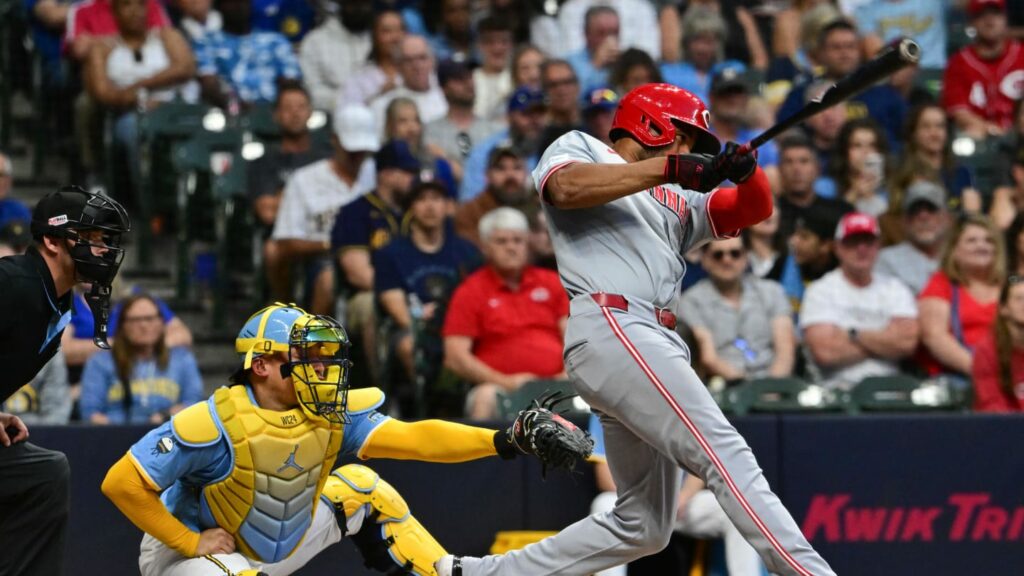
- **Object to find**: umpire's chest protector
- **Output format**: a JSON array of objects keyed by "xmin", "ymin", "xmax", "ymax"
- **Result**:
[{"xmin": 194, "ymin": 386, "xmax": 343, "ymax": 563}]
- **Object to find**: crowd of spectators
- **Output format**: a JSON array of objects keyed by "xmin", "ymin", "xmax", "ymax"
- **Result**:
[{"xmin": 5, "ymin": 0, "xmax": 1024, "ymax": 428}]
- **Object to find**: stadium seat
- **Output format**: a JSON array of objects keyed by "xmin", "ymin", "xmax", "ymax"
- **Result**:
[
  {"xmin": 496, "ymin": 379, "xmax": 584, "ymax": 420},
  {"xmin": 727, "ymin": 377, "xmax": 845, "ymax": 416},
  {"xmin": 848, "ymin": 375, "xmax": 961, "ymax": 414}
]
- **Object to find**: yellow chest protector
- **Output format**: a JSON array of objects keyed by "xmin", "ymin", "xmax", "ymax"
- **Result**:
[{"xmin": 201, "ymin": 386, "xmax": 342, "ymax": 563}]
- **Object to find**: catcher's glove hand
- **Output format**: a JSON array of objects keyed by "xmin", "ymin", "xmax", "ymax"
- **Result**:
[{"xmin": 494, "ymin": 391, "xmax": 595, "ymax": 477}]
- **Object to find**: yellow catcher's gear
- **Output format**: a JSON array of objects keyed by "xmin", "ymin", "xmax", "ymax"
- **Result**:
[
  {"xmin": 232, "ymin": 304, "xmax": 353, "ymax": 424},
  {"xmin": 322, "ymin": 464, "xmax": 447, "ymax": 575}
]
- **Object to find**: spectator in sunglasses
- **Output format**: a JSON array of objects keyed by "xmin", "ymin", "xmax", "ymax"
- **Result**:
[{"xmin": 677, "ymin": 237, "xmax": 796, "ymax": 383}]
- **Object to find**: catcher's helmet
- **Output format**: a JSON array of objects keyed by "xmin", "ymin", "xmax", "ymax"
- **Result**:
[
  {"xmin": 610, "ymin": 83, "xmax": 720, "ymax": 155},
  {"xmin": 30, "ymin": 186, "xmax": 130, "ymax": 287},
  {"xmin": 234, "ymin": 303, "xmax": 353, "ymax": 424}
]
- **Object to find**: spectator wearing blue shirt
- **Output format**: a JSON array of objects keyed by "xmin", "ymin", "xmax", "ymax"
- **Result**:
[
  {"xmin": 0, "ymin": 154, "xmax": 31, "ymax": 231},
  {"xmin": 660, "ymin": 6, "xmax": 729, "ymax": 104},
  {"xmin": 706, "ymin": 62, "xmax": 780, "ymax": 191},
  {"xmin": 777, "ymin": 18, "xmax": 906, "ymax": 144},
  {"xmin": 250, "ymin": 0, "xmax": 314, "ymax": 43},
  {"xmin": 331, "ymin": 140, "xmax": 418, "ymax": 368},
  {"xmin": 459, "ymin": 87, "xmax": 545, "ymax": 201},
  {"xmin": 80, "ymin": 294, "xmax": 203, "ymax": 425},
  {"xmin": 375, "ymin": 178, "xmax": 482, "ymax": 381},
  {"xmin": 566, "ymin": 5, "xmax": 619, "ymax": 94},
  {"xmin": 195, "ymin": 0, "xmax": 300, "ymax": 106}
]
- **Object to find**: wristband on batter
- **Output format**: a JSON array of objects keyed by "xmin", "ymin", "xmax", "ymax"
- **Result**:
[
  {"xmin": 493, "ymin": 429, "xmax": 521, "ymax": 459},
  {"xmin": 664, "ymin": 153, "xmax": 719, "ymax": 192}
]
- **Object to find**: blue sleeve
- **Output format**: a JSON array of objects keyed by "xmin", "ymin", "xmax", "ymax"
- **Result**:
[
  {"xmin": 80, "ymin": 352, "xmax": 114, "ymax": 419},
  {"xmin": 433, "ymin": 158, "xmax": 457, "ymax": 199},
  {"xmin": 129, "ymin": 419, "xmax": 232, "ymax": 490},
  {"xmin": 70, "ymin": 292, "xmax": 94, "ymax": 338},
  {"xmin": 373, "ymin": 246, "xmax": 404, "ymax": 295},
  {"xmin": 588, "ymin": 414, "xmax": 605, "ymax": 459},
  {"xmin": 276, "ymin": 34, "xmax": 301, "ymax": 79},
  {"xmin": 173, "ymin": 349, "xmax": 205, "ymax": 406},
  {"xmin": 340, "ymin": 409, "xmax": 391, "ymax": 457},
  {"xmin": 194, "ymin": 37, "xmax": 217, "ymax": 76},
  {"xmin": 331, "ymin": 201, "xmax": 369, "ymax": 249}
]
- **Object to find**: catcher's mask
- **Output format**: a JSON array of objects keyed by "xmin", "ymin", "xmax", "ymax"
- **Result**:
[
  {"xmin": 31, "ymin": 186, "xmax": 131, "ymax": 348},
  {"xmin": 234, "ymin": 304, "xmax": 353, "ymax": 424}
]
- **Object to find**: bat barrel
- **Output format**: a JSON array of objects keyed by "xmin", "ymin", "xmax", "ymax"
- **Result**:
[{"xmin": 896, "ymin": 37, "xmax": 922, "ymax": 65}]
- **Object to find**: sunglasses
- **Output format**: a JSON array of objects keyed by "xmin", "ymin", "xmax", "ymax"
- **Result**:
[{"xmin": 709, "ymin": 248, "xmax": 744, "ymax": 261}]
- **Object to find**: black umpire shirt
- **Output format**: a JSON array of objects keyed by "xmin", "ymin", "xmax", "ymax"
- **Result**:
[{"xmin": 0, "ymin": 247, "xmax": 72, "ymax": 403}]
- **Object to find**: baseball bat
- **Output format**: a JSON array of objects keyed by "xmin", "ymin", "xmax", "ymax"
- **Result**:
[{"xmin": 738, "ymin": 37, "xmax": 921, "ymax": 155}]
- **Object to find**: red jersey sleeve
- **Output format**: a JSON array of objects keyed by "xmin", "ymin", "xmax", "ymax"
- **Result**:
[
  {"xmin": 706, "ymin": 167, "xmax": 773, "ymax": 238},
  {"xmin": 147, "ymin": 0, "xmax": 171, "ymax": 28},
  {"xmin": 971, "ymin": 333, "xmax": 1015, "ymax": 413},
  {"xmin": 918, "ymin": 271, "xmax": 952, "ymax": 302},
  {"xmin": 441, "ymin": 276, "xmax": 481, "ymax": 338},
  {"xmin": 942, "ymin": 51, "xmax": 973, "ymax": 115}
]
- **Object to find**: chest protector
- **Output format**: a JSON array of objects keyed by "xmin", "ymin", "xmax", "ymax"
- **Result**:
[{"xmin": 201, "ymin": 386, "xmax": 343, "ymax": 563}]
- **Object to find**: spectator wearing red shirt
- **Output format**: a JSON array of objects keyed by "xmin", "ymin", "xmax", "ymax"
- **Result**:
[
  {"xmin": 942, "ymin": 0, "xmax": 1024, "ymax": 140},
  {"xmin": 972, "ymin": 277, "xmax": 1024, "ymax": 412},
  {"xmin": 442, "ymin": 207, "xmax": 569, "ymax": 419},
  {"xmin": 65, "ymin": 0, "xmax": 169, "ymax": 60},
  {"xmin": 919, "ymin": 214, "xmax": 1004, "ymax": 377}
]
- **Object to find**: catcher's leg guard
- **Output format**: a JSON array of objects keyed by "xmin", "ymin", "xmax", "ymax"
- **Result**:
[{"xmin": 322, "ymin": 464, "xmax": 447, "ymax": 576}]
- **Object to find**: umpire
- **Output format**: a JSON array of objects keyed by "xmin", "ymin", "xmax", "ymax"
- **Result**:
[{"xmin": 0, "ymin": 186, "xmax": 129, "ymax": 576}]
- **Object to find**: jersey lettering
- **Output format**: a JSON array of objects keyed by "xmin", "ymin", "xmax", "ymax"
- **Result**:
[{"xmin": 648, "ymin": 185, "xmax": 687, "ymax": 221}]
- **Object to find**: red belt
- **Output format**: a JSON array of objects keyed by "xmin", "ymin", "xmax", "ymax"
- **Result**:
[{"xmin": 590, "ymin": 293, "xmax": 677, "ymax": 330}]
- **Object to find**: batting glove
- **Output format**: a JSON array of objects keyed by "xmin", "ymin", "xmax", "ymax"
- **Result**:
[
  {"xmin": 713, "ymin": 141, "xmax": 758, "ymax": 184},
  {"xmin": 663, "ymin": 153, "xmax": 720, "ymax": 193}
]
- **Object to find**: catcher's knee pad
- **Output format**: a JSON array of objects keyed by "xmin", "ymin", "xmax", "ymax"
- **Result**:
[{"xmin": 322, "ymin": 464, "xmax": 447, "ymax": 576}]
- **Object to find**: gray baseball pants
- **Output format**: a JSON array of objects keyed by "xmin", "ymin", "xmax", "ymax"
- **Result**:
[{"xmin": 458, "ymin": 295, "xmax": 836, "ymax": 576}]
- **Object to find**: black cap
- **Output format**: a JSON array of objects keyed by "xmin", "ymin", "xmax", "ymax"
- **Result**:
[
  {"xmin": 0, "ymin": 219, "xmax": 31, "ymax": 250},
  {"xmin": 487, "ymin": 144, "xmax": 521, "ymax": 169},
  {"xmin": 794, "ymin": 202, "xmax": 851, "ymax": 241},
  {"xmin": 710, "ymin": 62, "xmax": 749, "ymax": 96},
  {"xmin": 437, "ymin": 59, "xmax": 472, "ymax": 86},
  {"xmin": 404, "ymin": 173, "xmax": 451, "ymax": 210},
  {"xmin": 375, "ymin": 140, "xmax": 421, "ymax": 173}
]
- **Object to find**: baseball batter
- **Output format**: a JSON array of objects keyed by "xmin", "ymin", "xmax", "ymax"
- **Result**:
[{"xmin": 436, "ymin": 84, "xmax": 836, "ymax": 575}]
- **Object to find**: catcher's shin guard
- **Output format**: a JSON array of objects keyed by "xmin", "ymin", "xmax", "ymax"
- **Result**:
[{"xmin": 322, "ymin": 464, "xmax": 447, "ymax": 576}]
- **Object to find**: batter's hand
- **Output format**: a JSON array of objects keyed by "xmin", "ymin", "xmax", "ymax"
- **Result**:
[
  {"xmin": 196, "ymin": 528, "xmax": 236, "ymax": 556},
  {"xmin": 663, "ymin": 154, "xmax": 719, "ymax": 193},
  {"xmin": 0, "ymin": 412, "xmax": 28, "ymax": 447},
  {"xmin": 713, "ymin": 141, "xmax": 758, "ymax": 184}
]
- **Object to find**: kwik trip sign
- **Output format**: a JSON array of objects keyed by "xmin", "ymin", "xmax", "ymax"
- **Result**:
[{"xmin": 802, "ymin": 493, "xmax": 1024, "ymax": 543}]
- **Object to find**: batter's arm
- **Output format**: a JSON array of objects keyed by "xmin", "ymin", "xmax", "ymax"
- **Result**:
[
  {"xmin": 543, "ymin": 158, "xmax": 669, "ymax": 209},
  {"xmin": 359, "ymin": 418, "xmax": 498, "ymax": 462},
  {"xmin": 101, "ymin": 454, "xmax": 201, "ymax": 557},
  {"xmin": 706, "ymin": 168, "xmax": 773, "ymax": 236}
]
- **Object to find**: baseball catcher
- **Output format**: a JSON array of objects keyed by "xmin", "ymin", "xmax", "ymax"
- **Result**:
[{"xmin": 102, "ymin": 303, "xmax": 591, "ymax": 576}]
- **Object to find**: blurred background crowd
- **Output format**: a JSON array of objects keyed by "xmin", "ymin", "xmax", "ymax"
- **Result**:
[{"xmin": 2, "ymin": 0, "xmax": 1024, "ymax": 428}]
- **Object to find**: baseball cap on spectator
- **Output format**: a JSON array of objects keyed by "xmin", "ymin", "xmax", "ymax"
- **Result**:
[
  {"xmin": 437, "ymin": 59, "xmax": 472, "ymax": 86},
  {"xmin": 487, "ymin": 144, "xmax": 521, "ymax": 168},
  {"xmin": 582, "ymin": 88, "xmax": 619, "ymax": 117},
  {"xmin": 332, "ymin": 105, "xmax": 379, "ymax": 152},
  {"xmin": 794, "ymin": 203, "xmax": 848, "ymax": 241},
  {"xmin": 710, "ymin": 61, "xmax": 749, "ymax": 96},
  {"xmin": 968, "ymin": 0, "xmax": 1005, "ymax": 17},
  {"xmin": 375, "ymin": 140, "xmax": 421, "ymax": 173},
  {"xmin": 835, "ymin": 212, "xmax": 880, "ymax": 242},
  {"xmin": 0, "ymin": 220, "xmax": 31, "ymax": 251},
  {"xmin": 508, "ymin": 87, "xmax": 546, "ymax": 113},
  {"xmin": 902, "ymin": 180, "xmax": 946, "ymax": 212},
  {"xmin": 403, "ymin": 173, "xmax": 451, "ymax": 210}
]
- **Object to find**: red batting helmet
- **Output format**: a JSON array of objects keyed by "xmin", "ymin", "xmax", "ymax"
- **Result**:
[{"xmin": 610, "ymin": 83, "xmax": 720, "ymax": 155}]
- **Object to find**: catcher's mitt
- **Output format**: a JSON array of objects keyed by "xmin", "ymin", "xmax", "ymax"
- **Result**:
[{"xmin": 494, "ymin": 391, "xmax": 595, "ymax": 477}]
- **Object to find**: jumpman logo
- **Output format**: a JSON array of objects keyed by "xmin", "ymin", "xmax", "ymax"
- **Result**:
[{"xmin": 277, "ymin": 446, "xmax": 304, "ymax": 473}]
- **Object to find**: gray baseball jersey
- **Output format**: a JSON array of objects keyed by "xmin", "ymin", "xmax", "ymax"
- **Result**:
[
  {"xmin": 533, "ymin": 130, "xmax": 720, "ymax": 308},
  {"xmin": 452, "ymin": 130, "xmax": 836, "ymax": 576}
]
